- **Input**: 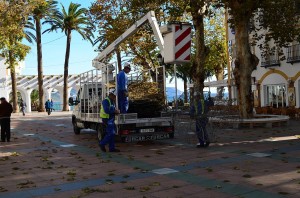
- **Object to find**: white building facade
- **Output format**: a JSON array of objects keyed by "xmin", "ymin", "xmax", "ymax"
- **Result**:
[{"xmin": 227, "ymin": 25, "xmax": 300, "ymax": 109}]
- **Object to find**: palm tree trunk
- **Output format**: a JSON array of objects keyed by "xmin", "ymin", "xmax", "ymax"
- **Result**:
[
  {"xmin": 36, "ymin": 18, "xmax": 45, "ymax": 112},
  {"xmin": 63, "ymin": 30, "xmax": 71, "ymax": 111},
  {"xmin": 9, "ymin": 50, "xmax": 18, "ymax": 113}
]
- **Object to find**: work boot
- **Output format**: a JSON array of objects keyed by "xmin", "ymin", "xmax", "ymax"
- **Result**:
[
  {"xmin": 196, "ymin": 143, "xmax": 205, "ymax": 148},
  {"xmin": 204, "ymin": 141, "xmax": 210, "ymax": 148},
  {"xmin": 99, "ymin": 144, "xmax": 106, "ymax": 152},
  {"xmin": 109, "ymin": 149, "xmax": 120, "ymax": 152}
]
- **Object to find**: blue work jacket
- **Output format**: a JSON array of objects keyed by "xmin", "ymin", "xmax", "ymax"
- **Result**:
[{"xmin": 117, "ymin": 70, "xmax": 128, "ymax": 92}]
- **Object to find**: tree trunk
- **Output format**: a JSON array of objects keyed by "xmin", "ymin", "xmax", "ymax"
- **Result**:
[
  {"xmin": 36, "ymin": 18, "xmax": 45, "ymax": 112},
  {"xmin": 63, "ymin": 30, "xmax": 72, "ymax": 111},
  {"xmin": 157, "ymin": 66, "xmax": 164, "ymax": 98},
  {"xmin": 234, "ymin": 18, "xmax": 258, "ymax": 118},
  {"xmin": 215, "ymin": 64, "xmax": 224, "ymax": 99},
  {"xmin": 190, "ymin": 1, "xmax": 207, "ymax": 101},
  {"xmin": 9, "ymin": 50, "xmax": 18, "ymax": 113}
]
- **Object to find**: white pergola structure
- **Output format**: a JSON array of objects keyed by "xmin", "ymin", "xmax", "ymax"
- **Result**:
[{"xmin": 4, "ymin": 74, "xmax": 80, "ymax": 112}]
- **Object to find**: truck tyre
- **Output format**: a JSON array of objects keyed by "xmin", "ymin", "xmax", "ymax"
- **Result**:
[
  {"xmin": 169, "ymin": 132, "xmax": 174, "ymax": 139},
  {"xmin": 121, "ymin": 137, "xmax": 127, "ymax": 143},
  {"xmin": 73, "ymin": 121, "xmax": 81, "ymax": 134},
  {"xmin": 96, "ymin": 124, "xmax": 105, "ymax": 141}
]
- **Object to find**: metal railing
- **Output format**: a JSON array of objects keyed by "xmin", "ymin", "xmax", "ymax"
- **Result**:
[
  {"xmin": 261, "ymin": 52, "xmax": 280, "ymax": 67},
  {"xmin": 287, "ymin": 44, "xmax": 300, "ymax": 64}
]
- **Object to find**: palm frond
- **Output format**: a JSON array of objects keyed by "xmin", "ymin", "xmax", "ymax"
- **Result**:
[{"xmin": 24, "ymin": 31, "xmax": 37, "ymax": 43}]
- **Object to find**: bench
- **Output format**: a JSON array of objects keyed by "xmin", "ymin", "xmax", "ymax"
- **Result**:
[{"xmin": 210, "ymin": 115, "xmax": 290, "ymax": 129}]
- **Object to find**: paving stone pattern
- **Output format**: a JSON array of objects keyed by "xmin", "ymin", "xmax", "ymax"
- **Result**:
[{"xmin": 0, "ymin": 112, "xmax": 299, "ymax": 198}]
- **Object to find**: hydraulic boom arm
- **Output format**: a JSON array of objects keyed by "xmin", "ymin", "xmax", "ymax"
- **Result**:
[{"xmin": 92, "ymin": 11, "xmax": 164, "ymax": 67}]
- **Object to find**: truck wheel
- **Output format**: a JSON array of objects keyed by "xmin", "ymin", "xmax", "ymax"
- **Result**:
[
  {"xmin": 96, "ymin": 124, "xmax": 105, "ymax": 141},
  {"xmin": 73, "ymin": 121, "xmax": 81, "ymax": 134},
  {"xmin": 121, "ymin": 137, "xmax": 126, "ymax": 143}
]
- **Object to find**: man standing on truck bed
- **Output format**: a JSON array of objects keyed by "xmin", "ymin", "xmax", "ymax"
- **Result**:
[
  {"xmin": 99, "ymin": 89, "xmax": 120, "ymax": 152},
  {"xmin": 117, "ymin": 62, "xmax": 131, "ymax": 113}
]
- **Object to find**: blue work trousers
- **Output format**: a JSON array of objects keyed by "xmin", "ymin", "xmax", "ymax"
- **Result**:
[
  {"xmin": 195, "ymin": 117, "xmax": 209, "ymax": 145},
  {"xmin": 118, "ymin": 91, "xmax": 129, "ymax": 113},
  {"xmin": 99, "ymin": 118, "xmax": 116, "ymax": 151}
]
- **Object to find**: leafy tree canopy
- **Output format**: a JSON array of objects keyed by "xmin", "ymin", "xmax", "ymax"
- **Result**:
[
  {"xmin": 0, "ymin": 0, "xmax": 43, "ymax": 51},
  {"xmin": 217, "ymin": 0, "xmax": 300, "ymax": 58}
]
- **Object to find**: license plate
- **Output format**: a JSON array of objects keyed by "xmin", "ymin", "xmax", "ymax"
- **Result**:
[
  {"xmin": 140, "ymin": 128, "xmax": 155, "ymax": 133},
  {"xmin": 125, "ymin": 134, "xmax": 169, "ymax": 142}
]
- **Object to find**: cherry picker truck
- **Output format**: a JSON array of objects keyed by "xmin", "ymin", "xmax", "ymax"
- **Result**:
[{"xmin": 69, "ymin": 11, "xmax": 191, "ymax": 142}]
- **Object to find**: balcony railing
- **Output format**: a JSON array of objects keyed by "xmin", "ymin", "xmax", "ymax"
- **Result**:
[
  {"xmin": 287, "ymin": 44, "xmax": 300, "ymax": 64},
  {"xmin": 261, "ymin": 53, "xmax": 280, "ymax": 67}
]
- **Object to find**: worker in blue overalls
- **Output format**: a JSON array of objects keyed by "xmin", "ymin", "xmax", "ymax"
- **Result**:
[
  {"xmin": 190, "ymin": 92, "xmax": 214, "ymax": 148},
  {"xmin": 99, "ymin": 89, "xmax": 120, "ymax": 152},
  {"xmin": 117, "ymin": 62, "xmax": 131, "ymax": 113}
]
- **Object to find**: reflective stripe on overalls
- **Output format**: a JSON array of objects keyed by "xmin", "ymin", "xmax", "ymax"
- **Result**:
[
  {"xmin": 194, "ymin": 99, "xmax": 205, "ymax": 115},
  {"xmin": 100, "ymin": 97, "xmax": 112, "ymax": 118}
]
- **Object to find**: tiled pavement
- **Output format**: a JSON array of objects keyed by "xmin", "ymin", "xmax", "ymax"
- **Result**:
[{"xmin": 0, "ymin": 112, "xmax": 299, "ymax": 198}]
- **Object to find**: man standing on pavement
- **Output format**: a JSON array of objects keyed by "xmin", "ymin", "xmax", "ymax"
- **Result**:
[
  {"xmin": 117, "ymin": 62, "xmax": 131, "ymax": 113},
  {"xmin": 0, "ymin": 97, "xmax": 13, "ymax": 142},
  {"xmin": 190, "ymin": 92, "xmax": 214, "ymax": 148},
  {"xmin": 99, "ymin": 89, "xmax": 120, "ymax": 152}
]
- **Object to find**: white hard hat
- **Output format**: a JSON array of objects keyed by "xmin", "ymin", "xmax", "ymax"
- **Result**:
[
  {"xmin": 109, "ymin": 89, "xmax": 116, "ymax": 96},
  {"xmin": 123, "ymin": 62, "xmax": 131, "ymax": 70}
]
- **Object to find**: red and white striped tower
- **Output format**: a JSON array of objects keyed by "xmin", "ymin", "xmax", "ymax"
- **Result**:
[
  {"xmin": 174, "ymin": 25, "xmax": 192, "ymax": 62},
  {"xmin": 163, "ymin": 23, "xmax": 192, "ymax": 64}
]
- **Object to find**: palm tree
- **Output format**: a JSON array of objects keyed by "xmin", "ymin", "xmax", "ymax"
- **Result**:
[
  {"xmin": 168, "ymin": 63, "xmax": 193, "ymax": 103},
  {"xmin": 32, "ymin": 0, "xmax": 58, "ymax": 112},
  {"xmin": 9, "ymin": 18, "xmax": 36, "ymax": 113},
  {"xmin": 44, "ymin": 2, "xmax": 94, "ymax": 111}
]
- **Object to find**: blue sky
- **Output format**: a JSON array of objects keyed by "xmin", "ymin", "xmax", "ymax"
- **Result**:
[
  {"xmin": 23, "ymin": 0, "xmax": 97, "ymax": 75},
  {"xmin": 22, "ymin": 0, "xmax": 185, "ymax": 91}
]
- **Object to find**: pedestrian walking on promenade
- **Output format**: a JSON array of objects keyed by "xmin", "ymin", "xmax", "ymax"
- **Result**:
[
  {"xmin": 50, "ymin": 99, "xmax": 54, "ymax": 111},
  {"xmin": 45, "ymin": 99, "xmax": 52, "ymax": 115},
  {"xmin": 20, "ymin": 99, "xmax": 26, "ymax": 116}
]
